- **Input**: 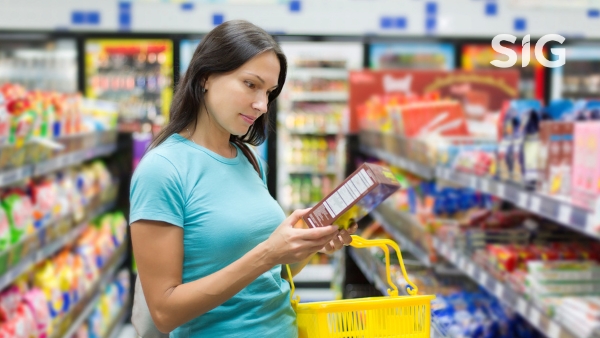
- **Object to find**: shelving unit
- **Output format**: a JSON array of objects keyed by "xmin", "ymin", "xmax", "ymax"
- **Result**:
[
  {"xmin": 0, "ymin": 200, "xmax": 116, "ymax": 291},
  {"xmin": 355, "ymin": 138, "xmax": 600, "ymax": 338},
  {"xmin": 58, "ymin": 244, "xmax": 127, "ymax": 338},
  {"xmin": 374, "ymin": 203, "xmax": 581, "ymax": 338},
  {"xmin": 359, "ymin": 143, "xmax": 600, "ymax": 239},
  {"xmin": 0, "ymin": 138, "xmax": 118, "ymax": 188}
]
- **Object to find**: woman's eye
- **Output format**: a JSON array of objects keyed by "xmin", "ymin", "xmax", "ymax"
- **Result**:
[{"xmin": 245, "ymin": 81, "xmax": 255, "ymax": 89}]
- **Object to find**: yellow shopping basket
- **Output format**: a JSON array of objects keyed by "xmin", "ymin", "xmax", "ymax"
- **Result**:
[{"xmin": 286, "ymin": 235, "xmax": 435, "ymax": 338}]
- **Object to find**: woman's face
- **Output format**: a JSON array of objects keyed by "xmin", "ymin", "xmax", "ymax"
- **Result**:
[{"xmin": 203, "ymin": 51, "xmax": 280, "ymax": 136}]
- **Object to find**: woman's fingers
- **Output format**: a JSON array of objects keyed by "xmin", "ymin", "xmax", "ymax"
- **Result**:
[
  {"xmin": 347, "ymin": 222, "xmax": 358, "ymax": 235},
  {"xmin": 339, "ymin": 229, "xmax": 352, "ymax": 246}
]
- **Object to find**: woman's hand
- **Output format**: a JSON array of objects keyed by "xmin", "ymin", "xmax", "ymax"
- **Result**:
[
  {"xmin": 264, "ymin": 208, "xmax": 339, "ymax": 266},
  {"xmin": 319, "ymin": 222, "xmax": 359, "ymax": 254}
]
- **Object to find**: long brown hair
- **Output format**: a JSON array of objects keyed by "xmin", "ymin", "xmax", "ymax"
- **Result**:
[{"xmin": 150, "ymin": 20, "xmax": 287, "ymax": 173}]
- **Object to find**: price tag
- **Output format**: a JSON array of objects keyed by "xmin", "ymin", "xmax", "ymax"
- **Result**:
[
  {"xmin": 470, "ymin": 176, "xmax": 478, "ymax": 189},
  {"xmin": 529, "ymin": 308, "xmax": 542, "ymax": 328},
  {"xmin": 516, "ymin": 298, "xmax": 528, "ymax": 315},
  {"xmin": 467, "ymin": 262, "xmax": 476, "ymax": 277},
  {"xmin": 495, "ymin": 283, "xmax": 505, "ymax": 298},
  {"xmin": 480, "ymin": 179, "xmax": 490, "ymax": 193},
  {"xmin": 586, "ymin": 213, "xmax": 598, "ymax": 233},
  {"xmin": 450, "ymin": 250, "xmax": 458, "ymax": 263},
  {"xmin": 530, "ymin": 196, "xmax": 542, "ymax": 213},
  {"xmin": 497, "ymin": 183, "xmax": 506, "ymax": 198},
  {"xmin": 518, "ymin": 192, "xmax": 528, "ymax": 208},
  {"xmin": 479, "ymin": 272, "xmax": 488, "ymax": 286},
  {"xmin": 458, "ymin": 257, "xmax": 467, "ymax": 270},
  {"xmin": 558, "ymin": 204, "xmax": 572, "ymax": 225},
  {"xmin": 548, "ymin": 322, "xmax": 561, "ymax": 338}
]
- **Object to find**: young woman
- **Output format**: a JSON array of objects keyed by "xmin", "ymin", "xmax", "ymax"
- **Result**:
[{"xmin": 130, "ymin": 20, "xmax": 357, "ymax": 337}]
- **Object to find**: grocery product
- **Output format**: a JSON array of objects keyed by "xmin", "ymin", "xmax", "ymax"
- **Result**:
[
  {"xmin": 572, "ymin": 122, "xmax": 600, "ymax": 211},
  {"xmin": 303, "ymin": 163, "xmax": 401, "ymax": 229}
]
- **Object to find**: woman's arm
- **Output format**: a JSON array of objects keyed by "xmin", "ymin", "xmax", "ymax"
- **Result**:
[{"xmin": 132, "ymin": 210, "xmax": 339, "ymax": 333}]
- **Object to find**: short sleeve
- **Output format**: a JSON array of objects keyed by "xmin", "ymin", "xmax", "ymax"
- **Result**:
[{"xmin": 129, "ymin": 153, "xmax": 185, "ymax": 227}]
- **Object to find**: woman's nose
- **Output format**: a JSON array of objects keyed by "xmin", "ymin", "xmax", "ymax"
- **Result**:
[{"xmin": 252, "ymin": 94, "xmax": 268, "ymax": 114}]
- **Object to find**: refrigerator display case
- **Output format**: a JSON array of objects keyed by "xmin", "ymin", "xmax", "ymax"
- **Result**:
[
  {"xmin": 0, "ymin": 36, "xmax": 77, "ymax": 93},
  {"xmin": 369, "ymin": 42, "xmax": 455, "ymax": 70},
  {"xmin": 277, "ymin": 41, "xmax": 363, "ymax": 301},
  {"xmin": 277, "ymin": 41, "xmax": 363, "ymax": 212},
  {"xmin": 179, "ymin": 38, "xmax": 202, "ymax": 75},
  {"xmin": 551, "ymin": 44, "xmax": 600, "ymax": 100},
  {"xmin": 84, "ymin": 39, "xmax": 173, "ymax": 132},
  {"xmin": 462, "ymin": 43, "xmax": 545, "ymax": 100}
]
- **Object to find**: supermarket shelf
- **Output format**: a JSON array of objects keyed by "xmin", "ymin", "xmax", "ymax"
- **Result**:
[
  {"xmin": 360, "ymin": 144, "xmax": 600, "ymax": 241},
  {"xmin": 432, "ymin": 237, "xmax": 578, "ymax": 338},
  {"xmin": 435, "ymin": 167, "xmax": 600, "ymax": 241},
  {"xmin": 372, "ymin": 203, "xmax": 577, "ymax": 337},
  {"xmin": 0, "ymin": 165, "xmax": 34, "ymax": 187},
  {"xmin": 57, "ymin": 245, "xmax": 127, "ymax": 338},
  {"xmin": 34, "ymin": 143, "xmax": 118, "ymax": 177},
  {"xmin": 0, "ymin": 201, "xmax": 116, "ymax": 291},
  {"xmin": 0, "ymin": 142, "xmax": 117, "ymax": 187},
  {"xmin": 371, "ymin": 208, "xmax": 432, "ymax": 267},
  {"xmin": 287, "ymin": 128, "xmax": 341, "ymax": 135},
  {"xmin": 287, "ymin": 165, "xmax": 338, "ymax": 175},
  {"xmin": 294, "ymin": 264, "xmax": 334, "ymax": 283},
  {"xmin": 289, "ymin": 91, "xmax": 348, "ymax": 102},
  {"xmin": 359, "ymin": 145, "xmax": 435, "ymax": 180},
  {"xmin": 105, "ymin": 301, "xmax": 131, "ymax": 338}
]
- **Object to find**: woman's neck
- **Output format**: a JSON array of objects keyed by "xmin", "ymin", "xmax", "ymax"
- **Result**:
[{"xmin": 187, "ymin": 112, "xmax": 236, "ymax": 159}]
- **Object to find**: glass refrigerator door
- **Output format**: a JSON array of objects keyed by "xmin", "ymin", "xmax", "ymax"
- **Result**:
[
  {"xmin": 84, "ymin": 39, "xmax": 173, "ymax": 133},
  {"xmin": 277, "ymin": 41, "xmax": 363, "ymax": 213},
  {"xmin": 551, "ymin": 45, "xmax": 600, "ymax": 100},
  {"xmin": 0, "ymin": 37, "xmax": 77, "ymax": 93}
]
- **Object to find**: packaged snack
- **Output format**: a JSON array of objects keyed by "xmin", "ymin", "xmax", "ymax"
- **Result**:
[
  {"xmin": 2, "ymin": 193, "xmax": 34, "ymax": 244},
  {"xmin": 22, "ymin": 288, "xmax": 50, "ymax": 338},
  {"xmin": 302, "ymin": 163, "xmax": 401, "ymax": 229},
  {"xmin": 572, "ymin": 122, "xmax": 600, "ymax": 211}
]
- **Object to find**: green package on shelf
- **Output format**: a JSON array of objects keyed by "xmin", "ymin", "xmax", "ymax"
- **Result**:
[{"xmin": 2, "ymin": 193, "xmax": 34, "ymax": 266}]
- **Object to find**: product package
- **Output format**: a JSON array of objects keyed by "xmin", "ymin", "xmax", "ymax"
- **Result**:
[{"xmin": 302, "ymin": 163, "xmax": 401, "ymax": 229}]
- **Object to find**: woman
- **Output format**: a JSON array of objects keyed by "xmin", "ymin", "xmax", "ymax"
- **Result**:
[{"xmin": 130, "ymin": 20, "xmax": 356, "ymax": 337}]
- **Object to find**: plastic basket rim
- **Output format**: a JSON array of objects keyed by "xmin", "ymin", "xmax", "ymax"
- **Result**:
[{"xmin": 294, "ymin": 294, "xmax": 435, "ymax": 314}]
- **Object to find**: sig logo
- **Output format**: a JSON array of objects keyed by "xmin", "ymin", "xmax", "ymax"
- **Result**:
[{"xmin": 490, "ymin": 34, "xmax": 566, "ymax": 68}]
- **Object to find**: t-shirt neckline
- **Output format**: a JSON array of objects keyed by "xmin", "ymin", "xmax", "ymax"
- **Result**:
[{"xmin": 171, "ymin": 133, "xmax": 241, "ymax": 165}]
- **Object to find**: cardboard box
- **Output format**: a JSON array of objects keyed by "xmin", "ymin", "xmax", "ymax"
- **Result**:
[
  {"xmin": 538, "ymin": 121, "xmax": 574, "ymax": 196},
  {"xmin": 302, "ymin": 163, "xmax": 401, "ymax": 229}
]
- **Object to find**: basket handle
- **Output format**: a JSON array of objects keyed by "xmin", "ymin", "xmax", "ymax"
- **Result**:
[
  {"xmin": 349, "ymin": 235, "xmax": 418, "ymax": 296},
  {"xmin": 286, "ymin": 235, "xmax": 418, "ymax": 306}
]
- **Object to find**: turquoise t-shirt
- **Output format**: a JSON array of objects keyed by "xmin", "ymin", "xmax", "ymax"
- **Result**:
[{"xmin": 129, "ymin": 134, "xmax": 297, "ymax": 338}]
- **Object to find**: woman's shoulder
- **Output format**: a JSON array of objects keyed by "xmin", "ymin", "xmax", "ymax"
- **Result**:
[{"xmin": 134, "ymin": 135, "xmax": 188, "ymax": 177}]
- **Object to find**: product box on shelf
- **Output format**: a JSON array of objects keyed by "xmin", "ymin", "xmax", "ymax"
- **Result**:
[
  {"xmin": 497, "ymin": 100, "xmax": 543, "ymax": 187},
  {"xmin": 538, "ymin": 121, "xmax": 574, "ymax": 197},
  {"xmin": 572, "ymin": 122, "xmax": 600, "ymax": 211},
  {"xmin": 303, "ymin": 163, "xmax": 401, "ymax": 229}
]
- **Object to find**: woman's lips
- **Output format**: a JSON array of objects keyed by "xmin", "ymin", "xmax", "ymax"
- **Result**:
[{"xmin": 240, "ymin": 114, "xmax": 256, "ymax": 124}]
